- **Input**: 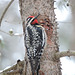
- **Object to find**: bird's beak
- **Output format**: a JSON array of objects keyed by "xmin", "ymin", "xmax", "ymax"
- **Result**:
[
  {"xmin": 34, "ymin": 13, "xmax": 40, "ymax": 20},
  {"xmin": 31, "ymin": 13, "xmax": 40, "ymax": 23}
]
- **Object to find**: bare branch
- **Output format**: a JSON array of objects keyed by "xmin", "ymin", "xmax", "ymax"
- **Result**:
[
  {"xmin": 5, "ymin": 69, "xmax": 22, "ymax": 74},
  {"xmin": 0, "ymin": 60, "xmax": 24, "ymax": 75},
  {"xmin": 0, "ymin": 29, "xmax": 23, "ymax": 36},
  {"xmin": 55, "ymin": 50, "xmax": 75, "ymax": 59},
  {"xmin": 0, "ymin": 0, "xmax": 14, "ymax": 26}
]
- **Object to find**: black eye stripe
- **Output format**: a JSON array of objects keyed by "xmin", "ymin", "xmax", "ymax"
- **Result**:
[{"xmin": 26, "ymin": 17, "xmax": 33, "ymax": 25}]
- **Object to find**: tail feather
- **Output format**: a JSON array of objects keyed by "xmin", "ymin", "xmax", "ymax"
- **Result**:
[{"xmin": 29, "ymin": 58, "xmax": 40, "ymax": 75}]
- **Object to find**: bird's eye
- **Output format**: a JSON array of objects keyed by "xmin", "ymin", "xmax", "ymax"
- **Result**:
[
  {"xmin": 27, "ymin": 18, "xmax": 30, "ymax": 21},
  {"xmin": 26, "ymin": 17, "xmax": 32, "ymax": 21}
]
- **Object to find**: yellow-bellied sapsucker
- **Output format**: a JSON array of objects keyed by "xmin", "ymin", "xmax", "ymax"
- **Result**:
[{"xmin": 25, "ymin": 14, "xmax": 47, "ymax": 75}]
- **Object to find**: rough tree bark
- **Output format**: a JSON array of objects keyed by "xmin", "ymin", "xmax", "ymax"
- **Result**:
[{"xmin": 19, "ymin": 0, "xmax": 62, "ymax": 75}]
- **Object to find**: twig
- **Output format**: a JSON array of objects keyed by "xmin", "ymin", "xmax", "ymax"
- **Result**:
[
  {"xmin": 55, "ymin": 50, "xmax": 75, "ymax": 59},
  {"xmin": 0, "ymin": 0, "xmax": 14, "ymax": 26},
  {"xmin": 0, "ymin": 29, "xmax": 23, "ymax": 36}
]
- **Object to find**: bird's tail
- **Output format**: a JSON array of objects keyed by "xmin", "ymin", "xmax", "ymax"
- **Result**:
[{"xmin": 30, "ymin": 58, "xmax": 40, "ymax": 75}]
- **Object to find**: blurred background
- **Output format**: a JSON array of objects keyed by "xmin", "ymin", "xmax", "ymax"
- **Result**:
[
  {"xmin": 0, "ymin": 0, "xmax": 75, "ymax": 75},
  {"xmin": 0, "ymin": 0, "xmax": 25, "ymax": 71}
]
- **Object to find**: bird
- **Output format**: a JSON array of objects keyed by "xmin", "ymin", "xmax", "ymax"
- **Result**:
[{"xmin": 25, "ymin": 14, "xmax": 47, "ymax": 75}]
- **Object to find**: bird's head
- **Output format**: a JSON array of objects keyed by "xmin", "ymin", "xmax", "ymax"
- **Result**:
[{"xmin": 26, "ymin": 16, "xmax": 38, "ymax": 25}]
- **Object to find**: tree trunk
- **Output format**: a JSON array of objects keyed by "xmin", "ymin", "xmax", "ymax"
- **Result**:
[
  {"xmin": 19, "ymin": 0, "xmax": 62, "ymax": 75},
  {"xmin": 70, "ymin": 0, "xmax": 75, "ymax": 50}
]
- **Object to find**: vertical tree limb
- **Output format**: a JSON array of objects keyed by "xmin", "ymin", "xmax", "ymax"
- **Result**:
[{"xmin": 19, "ymin": 0, "xmax": 62, "ymax": 75}]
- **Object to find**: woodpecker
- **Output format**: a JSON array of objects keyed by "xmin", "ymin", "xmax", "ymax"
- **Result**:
[{"xmin": 25, "ymin": 14, "xmax": 47, "ymax": 75}]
